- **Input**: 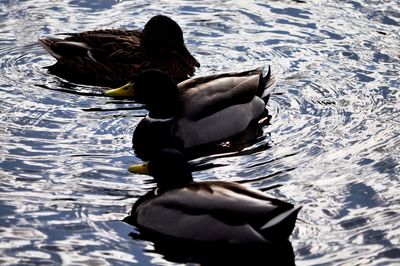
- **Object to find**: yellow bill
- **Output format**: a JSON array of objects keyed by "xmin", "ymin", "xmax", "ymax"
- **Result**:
[
  {"xmin": 105, "ymin": 81, "xmax": 135, "ymax": 97},
  {"xmin": 128, "ymin": 162, "xmax": 150, "ymax": 174}
]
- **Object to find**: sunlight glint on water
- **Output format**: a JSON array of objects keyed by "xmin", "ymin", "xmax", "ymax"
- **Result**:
[{"xmin": 0, "ymin": 0, "xmax": 399, "ymax": 265}]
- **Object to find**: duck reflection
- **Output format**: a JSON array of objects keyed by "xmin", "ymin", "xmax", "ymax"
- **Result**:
[{"xmin": 128, "ymin": 229, "xmax": 295, "ymax": 266}]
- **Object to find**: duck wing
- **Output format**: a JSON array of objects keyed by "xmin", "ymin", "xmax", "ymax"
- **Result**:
[
  {"xmin": 134, "ymin": 181, "xmax": 295, "ymax": 243},
  {"xmin": 62, "ymin": 29, "xmax": 142, "ymax": 48},
  {"xmin": 65, "ymin": 30, "xmax": 198, "ymax": 80},
  {"xmin": 174, "ymin": 181, "xmax": 293, "ymax": 217},
  {"xmin": 178, "ymin": 67, "xmax": 275, "ymax": 121},
  {"xmin": 39, "ymin": 30, "xmax": 145, "ymax": 85},
  {"xmin": 39, "ymin": 30, "xmax": 141, "ymax": 59},
  {"xmin": 175, "ymin": 96, "xmax": 266, "ymax": 148},
  {"xmin": 66, "ymin": 30, "xmax": 144, "ymax": 64}
]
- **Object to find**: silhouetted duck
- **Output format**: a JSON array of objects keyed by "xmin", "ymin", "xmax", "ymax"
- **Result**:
[
  {"xmin": 124, "ymin": 66, "xmax": 275, "ymax": 159},
  {"xmin": 124, "ymin": 149, "xmax": 301, "ymax": 244},
  {"xmin": 38, "ymin": 15, "xmax": 200, "ymax": 87}
]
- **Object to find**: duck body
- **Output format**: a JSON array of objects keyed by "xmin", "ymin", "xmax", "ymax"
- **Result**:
[
  {"xmin": 131, "ymin": 67, "xmax": 276, "ymax": 159},
  {"xmin": 38, "ymin": 15, "xmax": 199, "ymax": 86},
  {"xmin": 125, "ymin": 149, "xmax": 301, "ymax": 244},
  {"xmin": 127, "ymin": 181, "xmax": 300, "ymax": 244}
]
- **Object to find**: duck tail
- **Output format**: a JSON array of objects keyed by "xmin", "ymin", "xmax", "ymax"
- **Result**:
[
  {"xmin": 257, "ymin": 65, "xmax": 276, "ymax": 103},
  {"xmin": 38, "ymin": 37, "xmax": 64, "ymax": 59},
  {"xmin": 260, "ymin": 206, "xmax": 302, "ymax": 241},
  {"xmin": 39, "ymin": 37, "xmax": 90, "ymax": 59}
]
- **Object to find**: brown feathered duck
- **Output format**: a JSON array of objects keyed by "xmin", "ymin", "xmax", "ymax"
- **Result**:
[{"xmin": 38, "ymin": 15, "xmax": 200, "ymax": 87}]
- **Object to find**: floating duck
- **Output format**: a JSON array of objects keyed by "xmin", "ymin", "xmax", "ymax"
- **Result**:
[
  {"xmin": 38, "ymin": 15, "xmax": 200, "ymax": 87},
  {"xmin": 124, "ymin": 149, "xmax": 301, "ymax": 244},
  {"xmin": 121, "ymin": 66, "xmax": 275, "ymax": 159}
]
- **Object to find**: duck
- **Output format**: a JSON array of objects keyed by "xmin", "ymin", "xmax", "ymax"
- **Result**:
[
  {"xmin": 124, "ymin": 66, "xmax": 276, "ymax": 160},
  {"xmin": 38, "ymin": 15, "xmax": 200, "ymax": 87},
  {"xmin": 124, "ymin": 148, "xmax": 301, "ymax": 244}
]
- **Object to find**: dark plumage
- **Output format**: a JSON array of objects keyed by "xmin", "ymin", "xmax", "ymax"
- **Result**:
[
  {"xmin": 129, "ymin": 66, "xmax": 276, "ymax": 159},
  {"xmin": 38, "ymin": 15, "xmax": 200, "ymax": 87},
  {"xmin": 124, "ymin": 149, "xmax": 301, "ymax": 244}
]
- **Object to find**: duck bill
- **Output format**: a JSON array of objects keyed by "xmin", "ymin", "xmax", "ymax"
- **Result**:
[
  {"xmin": 128, "ymin": 162, "xmax": 150, "ymax": 174},
  {"xmin": 176, "ymin": 44, "xmax": 200, "ymax": 68},
  {"xmin": 105, "ymin": 81, "xmax": 134, "ymax": 97}
]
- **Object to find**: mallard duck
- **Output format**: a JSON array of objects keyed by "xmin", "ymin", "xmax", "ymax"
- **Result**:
[
  {"xmin": 124, "ymin": 149, "xmax": 301, "ymax": 244},
  {"xmin": 38, "ymin": 15, "xmax": 200, "ymax": 87},
  {"xmin": 125, "ymin": 66, "xmax": 276, "ymax": 159}
]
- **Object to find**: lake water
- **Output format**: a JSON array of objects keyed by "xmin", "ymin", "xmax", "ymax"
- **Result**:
[{"xmin": 0, "ymin": 0, "xmax": 399, "ymax": 265}]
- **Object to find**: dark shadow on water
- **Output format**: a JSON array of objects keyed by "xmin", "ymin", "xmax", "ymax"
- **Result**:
[
  {"xmin": 36, "ymin": 83, "xmax": 144, "ymax": 112},
  {"xmin": 246, "ymin": 153, "xmax": 298, "ymax": 169},
  {"xmin": 237, "ymin": 167, "xmax": 296, "ymax": 185},
  {"xmin": 259, "ymin": 183, "xmax": 283, "ymax": 192},
  {"xmin": 36, "ymin": 83, "xmax": 107, "ymax": 97},
  {"xmin": 81, "ymin": 106, "xmax": 145, "ymax": 112},
  {"xmin": 127, "ymin": 229, "xmax": 296, "ymax": 266},
  {"xmin": 190, "ymin": 141, "xmax": 274, "ymax": 170},
  {"xmin": 45, "ymin": 63, "xmax": 126, "ymax": 87}
]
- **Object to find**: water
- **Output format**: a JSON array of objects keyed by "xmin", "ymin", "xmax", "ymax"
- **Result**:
[{"xmin": 0, "ymin": 0, "xmax": 399, "ymax": 265}]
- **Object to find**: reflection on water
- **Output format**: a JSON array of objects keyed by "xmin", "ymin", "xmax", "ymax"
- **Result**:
[
  {"xmin": 128, "ymin": 229, "xmax": 295, "ymax": 265},
  {"xmin": 0, "ymin": 0, "xmax": 400, "ymax": 265}
]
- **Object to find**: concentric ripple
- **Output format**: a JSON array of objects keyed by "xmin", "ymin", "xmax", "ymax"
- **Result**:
[{"xmin": 0, "ymin": 0, "xmax": 399, "ymax": 265}]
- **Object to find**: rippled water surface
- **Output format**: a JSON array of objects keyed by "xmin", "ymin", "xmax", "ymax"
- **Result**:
[{"xmin": 1, "ymin": 0, "xmax": 399, "ymax": 265}]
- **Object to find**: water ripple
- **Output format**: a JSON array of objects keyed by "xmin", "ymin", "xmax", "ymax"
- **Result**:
[{"xmin": 0, "ymin": 0, "xmax": 400, "ymax": 265}]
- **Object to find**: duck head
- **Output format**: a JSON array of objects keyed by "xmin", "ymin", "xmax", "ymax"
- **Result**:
[
  {"xmin": 142, "ymin": 15, "xmax": 200, "ymax": 68},
  {"xmin": 136, "ymin": 69, "xmax": 181, "ymax": 118},
  {"xmin": 129, "ymin": 148, "xmax": 193, "ymax": 190},
  {"xmin": 106, "ymin": 69, "xmax": 180, "ymax": 118}
]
